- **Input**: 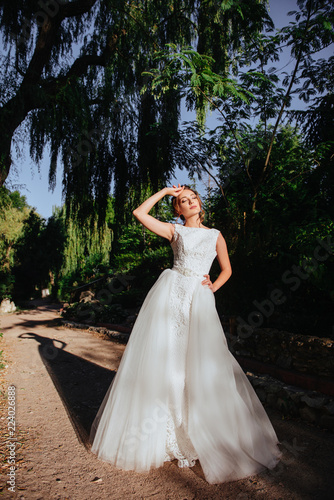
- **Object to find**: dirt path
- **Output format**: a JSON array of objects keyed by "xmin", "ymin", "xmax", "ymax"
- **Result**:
[{"xmin": 0, "ymin": 303, "xmax": 333, "ymax": 500}]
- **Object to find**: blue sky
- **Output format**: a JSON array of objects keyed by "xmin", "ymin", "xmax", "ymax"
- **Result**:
[{"xmin": 4, "ymin": 0, "xmax": 331, "ymax": 218}]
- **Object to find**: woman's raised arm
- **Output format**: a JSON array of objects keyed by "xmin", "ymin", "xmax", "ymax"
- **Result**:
[{"xmin": 132, "ymin": 185, "xmax": 184, "ymax": 241}]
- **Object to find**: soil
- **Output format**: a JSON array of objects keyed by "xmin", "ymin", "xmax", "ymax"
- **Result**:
[{"xmin": 0, "ymin": 300, "xmax": 333, "ymax": 500}]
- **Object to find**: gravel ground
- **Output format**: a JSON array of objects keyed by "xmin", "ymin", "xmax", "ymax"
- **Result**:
[{"xmin": 0, "ymin": 302, "xmax": 333, "ymax": 500}]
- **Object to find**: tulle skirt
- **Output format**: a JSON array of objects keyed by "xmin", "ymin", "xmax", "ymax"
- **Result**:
[{"xmin": 90, "ymin": 268, "xmax": 282, "ymax": 484}]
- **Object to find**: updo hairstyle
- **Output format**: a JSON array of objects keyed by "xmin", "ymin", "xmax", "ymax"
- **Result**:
[{"xmin": 171, "ymin": 185, "xmax": 205, "ymax": 224}]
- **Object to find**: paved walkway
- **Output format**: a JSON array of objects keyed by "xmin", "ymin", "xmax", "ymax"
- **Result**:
[{"xmin": 0, "ymin": 303, "xmax": 333, "ymax": 499}]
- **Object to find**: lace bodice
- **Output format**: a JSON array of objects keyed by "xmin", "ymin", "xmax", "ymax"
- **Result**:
[{"xmin": 171, "ymin": 224, "xmax": 220, "ymax": 278}]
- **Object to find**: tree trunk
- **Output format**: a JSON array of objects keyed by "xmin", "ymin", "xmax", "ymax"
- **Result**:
[
  {"xmin": 0, "ymin": 86, "xmax": 43, "ymax": 186},
  {"xmin": 4, "ymin": 244, "xmax": 13, "ymax": 270},
  {"xmin": 0, "ymin": 145, "xmax": 11, "ymax": 187},
  {"xmin": 0, "ymin": 0, "xmax": 100, "ymax": 186}
]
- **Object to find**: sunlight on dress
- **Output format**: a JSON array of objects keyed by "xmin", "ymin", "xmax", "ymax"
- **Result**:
[{"xmin": 90, "ymin": 223, "xmax": 282, "ymax": 484}]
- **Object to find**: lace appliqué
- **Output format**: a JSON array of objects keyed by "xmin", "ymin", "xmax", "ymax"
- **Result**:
[
  {"xmin": 164, "ymin": 412, "xmax": 198, "ymax": 467},
  {"xmin": 163, "ymin": 224, "xmax": 219, "ymax": 469},
  {"xmin": 168, "ymin": 272, "xmax": 193, "ymax": 337}
]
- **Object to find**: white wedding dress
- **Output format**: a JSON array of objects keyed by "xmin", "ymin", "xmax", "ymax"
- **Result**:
[{"xmin": 90, "ymin": 223, "xmax": 282, "ymax": 484}]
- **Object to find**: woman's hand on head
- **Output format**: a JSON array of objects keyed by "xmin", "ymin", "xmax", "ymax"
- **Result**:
[
  {"xmin": 165, "ymin": 184, "xmax": 185, "ymax": 197},
  {"xmin": 132, "ymin": 185, "xmax": 182, "ymax": 241}
]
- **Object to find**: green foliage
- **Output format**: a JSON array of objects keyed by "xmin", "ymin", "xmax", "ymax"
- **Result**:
[
  {"xmin": 49, "ymin": 200, "xmax": 113, "ymax": 301},
  {"xmin": 137, "ymin": 1, "xmax": 333, "ymax": 336},
  {"xmin": 57, "ymin": 253, "xmax": 112, "ymax": 303},
  {"xmin": 0, "ymin": 188, "xmax": 31, "ymax": 299},
  {"xmin": 0, "ymin": 271, "xmax": 15, "ymax": 300},
  {"xmin": 60, "ymin": 208, "xmax": 112, "ymax": 278},
  {"xmin": 13, "ymin": 211, "xmax": 50, "ymax": 299},
  {"xmin": 145, "ymin": 0, "xmax": 333, "ymax": 205},
  {"xmin": 0, "ymin": 0, "xmax": 274, "ymax": 227},
  {"xmin": 144, "ymin": 45, "xmax": 254, "ymax": 129},
  {"xmin": 206, "ymin": 124, "xmax": 334, "ymax": 335},
  {"xmin": 0, "ymin": 1, "xmax": 333, "ymax": 336}
]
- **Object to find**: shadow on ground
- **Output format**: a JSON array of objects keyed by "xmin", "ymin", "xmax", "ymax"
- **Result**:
[
  {"xmin": 17, "ymin": 319, "xmax": 334, "ymax": 500},
  {"xmin": 19, "ymin": 332, "xmax": 114, "ymax": 448},
  {"xmin": 1, "ymin": 303, "xmax": 62, "ymax": 332}
]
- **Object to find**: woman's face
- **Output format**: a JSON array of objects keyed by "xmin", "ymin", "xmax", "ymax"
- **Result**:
[{"xmin": 177, "ymin": 189, "xmax": 201, "ymax": 219}]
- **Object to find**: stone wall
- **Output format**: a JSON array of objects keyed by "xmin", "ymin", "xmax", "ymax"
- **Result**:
[
  {"xmin": 247, "ymin": 371, "xmax": 334, "ymax": 432},
  {"xmin": 230, "ymin": 328, "xmax": 334, "ymax": 379}
]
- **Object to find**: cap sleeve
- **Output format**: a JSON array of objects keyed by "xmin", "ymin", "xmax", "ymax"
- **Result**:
[{"xmin": 170, "ymin": 223, "xmax": 181, "ymax": 244}]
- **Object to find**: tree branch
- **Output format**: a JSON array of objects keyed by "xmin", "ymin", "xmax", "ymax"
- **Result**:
[
  {"xmin": 199, "ymin": 161, "xmax": 231, "ymax": 210},
  {"xmin": 68, "ymin": 34, "xmax": 120, "ymax": 78},
  {"xmin": 195, "ymin": 86, "xmax": 255, "ymax": 189},
  {"xmin": 263, "ymin": 5, "xmax": 313, "ymax": 172},
  {"xmin": 41, "ymin": 32, "xmax": 121, "ymax": 98},
  {"xmin": 60, "ymin": 0, "xmax": 98, "ymax": 19},
  {"xmin": 177, "ymin": 143, "xmax": 231, "ymax": 212},
  {"xmin": 21, "ymin": 0, "xmax": 99, "ymax": 86}
]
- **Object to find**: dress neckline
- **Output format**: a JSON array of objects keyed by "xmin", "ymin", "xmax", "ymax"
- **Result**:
[{"xmin": 178, "ymin": 224, "xmax": 212, "ymax": 231}]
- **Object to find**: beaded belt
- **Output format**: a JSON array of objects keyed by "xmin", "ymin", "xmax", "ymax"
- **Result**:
[{"xmin": 171, "ymin": 266, "xmax": 204, "ymax": 279}]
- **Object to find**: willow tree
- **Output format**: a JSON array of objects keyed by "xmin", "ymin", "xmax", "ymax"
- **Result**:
[{"xmin": 0, "ymin": 0, "xmax": 272, "ymax": 227}]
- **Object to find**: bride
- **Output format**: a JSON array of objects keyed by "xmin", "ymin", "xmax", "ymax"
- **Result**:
[{"xmin": 90, "ymin": 184, "xmax": 282, "ymax": 484}]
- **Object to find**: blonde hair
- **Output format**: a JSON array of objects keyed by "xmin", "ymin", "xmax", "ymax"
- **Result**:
[{"xmin": 172, "ymin": 186, "xmax": 205, "ymax": 224}]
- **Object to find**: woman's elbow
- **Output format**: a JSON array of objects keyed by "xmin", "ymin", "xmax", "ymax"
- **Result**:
[{"xmin": 133, "ymin": 209, "xmax": 144, "ymax": 223}]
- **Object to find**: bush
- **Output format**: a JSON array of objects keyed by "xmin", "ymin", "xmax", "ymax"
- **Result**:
[
  {"xmin": 57, "ymin": 253, "xmax": 112, "ymax": 301},
  {"xmin": 0, "ymin": 271, "xmax": 15, "ymax": 301}
]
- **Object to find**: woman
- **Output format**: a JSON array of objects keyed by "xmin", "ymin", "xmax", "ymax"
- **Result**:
[{"xmin": 90, "ymin": 184, "xmax": 282, "ymax": 484}]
